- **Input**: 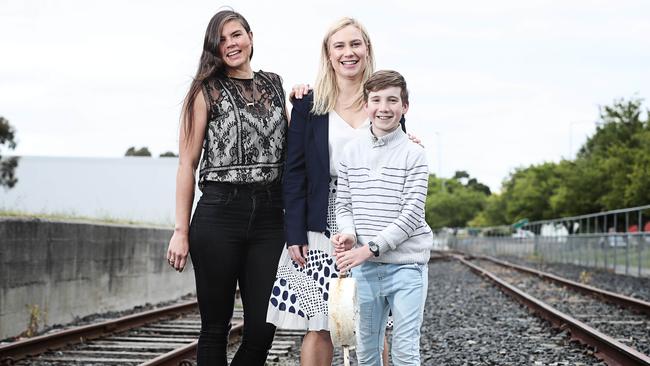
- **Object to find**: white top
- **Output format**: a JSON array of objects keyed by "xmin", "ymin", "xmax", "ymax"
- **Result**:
[{"xmin": 328, "ymin": 111, "xmax": 370, "ymax": 176}]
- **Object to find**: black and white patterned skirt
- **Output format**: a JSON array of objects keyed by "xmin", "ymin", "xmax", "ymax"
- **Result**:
[{"xmin": 266, "ymin": 177, "xmax": 340, "ymax": 330}]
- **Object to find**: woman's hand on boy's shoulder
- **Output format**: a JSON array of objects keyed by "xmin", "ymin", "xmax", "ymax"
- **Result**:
[
  {"xmin": 289, "ymin": 84, "xmax": 312, "ymax": 102},
  {"xmin": 408, "ymin": 133, "xmax": 423, "ymax": 146}
]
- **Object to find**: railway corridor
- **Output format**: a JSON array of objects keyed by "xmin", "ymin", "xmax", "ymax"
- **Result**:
[{"xmin": 3, "ymin": 255, "xmax": 650, "ymax": 365}]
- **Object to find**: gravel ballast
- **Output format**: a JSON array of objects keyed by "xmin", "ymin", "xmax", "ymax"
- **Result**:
[
  {"xmin": 419, "ymin": 259, "xmax": 604, "ymax": 365},
  {"xmin": 331, "ymin": 259, "xmax": 604, "ymax": 365},
  {"xmin": 500, "ymin": 255, "xmax": 650, "ymax": 302}
]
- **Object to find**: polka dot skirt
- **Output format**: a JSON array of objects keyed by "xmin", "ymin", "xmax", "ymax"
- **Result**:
[{"xmin": 267, "ymin": 177, "xmax": 340, "ymax": 330}]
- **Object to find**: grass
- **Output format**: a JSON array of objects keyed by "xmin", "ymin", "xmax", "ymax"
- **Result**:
[{"xmin": 0, "ymin": 208, "xmax": 172, "ymax": 228}]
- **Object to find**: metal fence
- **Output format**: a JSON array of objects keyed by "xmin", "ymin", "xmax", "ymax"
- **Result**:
[{"xmin": 441, "ymin": 204, "xmax": 650, "ymax": 277}]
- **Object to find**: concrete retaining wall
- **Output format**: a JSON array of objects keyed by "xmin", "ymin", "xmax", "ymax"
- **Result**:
[{"xmin": 0, "ymin": 218, "xmax": 195, "ymax": 339}]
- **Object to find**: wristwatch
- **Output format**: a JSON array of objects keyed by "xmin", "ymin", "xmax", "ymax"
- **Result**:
[{"xmin": 368, "ymin": 241, "xmax": 380, "ymax": 257}]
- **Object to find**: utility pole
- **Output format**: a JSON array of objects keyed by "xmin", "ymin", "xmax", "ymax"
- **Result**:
[{"xmin": 436, "ymin": 131, "xmax": 444, "ymax": 192}]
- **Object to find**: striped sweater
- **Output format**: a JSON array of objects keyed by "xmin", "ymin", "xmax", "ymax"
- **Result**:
[{"xmin": 336, "ymin": 126, "xmax": 433, "ymax": 264}]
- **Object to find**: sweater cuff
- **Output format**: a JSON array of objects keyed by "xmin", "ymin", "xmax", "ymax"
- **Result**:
[
  {"xmin": 339, "ymin": 226, "xmax": 356, "ymax": 236},
  {"xmin": 372, "ymin": 235, "xmax": 392, "ymax": 255}
]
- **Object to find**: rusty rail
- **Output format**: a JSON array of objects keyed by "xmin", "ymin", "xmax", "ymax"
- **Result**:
[
  {"xmin": 475, "ymin": 254, "xmax": 650, "ymax": 316},
  {"xmin": 139, "ymin": 322, "xmax": 243, "ymax": 366},
  {"xmin": 0, "ymin": 301, "xmax": 198, "ymax": 364},
  {"xmin": 456, "ymin": 256, "xmax": 650, "ymax": 366}
]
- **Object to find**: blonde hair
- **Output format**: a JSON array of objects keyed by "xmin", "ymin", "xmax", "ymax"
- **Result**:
[{"xmin": 312, "ymin": 17, "xmax": 375, "ymax": 115}]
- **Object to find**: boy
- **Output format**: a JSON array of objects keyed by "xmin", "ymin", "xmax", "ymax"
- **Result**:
[{"xmin": 332, "ymin": 70, "xmax": 433, "ymax": 366}]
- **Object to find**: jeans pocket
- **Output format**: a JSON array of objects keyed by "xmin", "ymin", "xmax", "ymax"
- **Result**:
[
  {"xmin": 412, "ymin": 263, "xmax": 425, "ymax": 273},
  {"xmin": 393, "ymin": 263, "xmax": 424, "ymax": 285},
  {"xmin": 191, "ymin": 198, "xmax": 229, "ymax": 226},
  {"xmin": 198, "ymin": 192, "xmax": 231, "ymax": 206},
  {"xmin": 397, "ymin": 263, "xmax": 422, "ymax": 273}
]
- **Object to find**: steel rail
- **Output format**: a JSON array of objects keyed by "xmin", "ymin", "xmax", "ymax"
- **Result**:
[
  {"xmin": 139, "ymin": 322, "xmax": 244, "ymax": 366},
  {"xmin": 138, "ymin": 251, "xmax": 447, "ymax": 365},
  {"xmin": 430, "ymin": 251, "xmax": 451, "ymax": 261},
  {"xmin": 474, "ymin": 254, "xmax": 650, "ymax": 316},
  {"xmin": 0, "ymin": 300, "xmax": 198, "ymax": 363},
  {"xmin": 456, "ymin": 256, "xmax": 650, "ymax": 366}
]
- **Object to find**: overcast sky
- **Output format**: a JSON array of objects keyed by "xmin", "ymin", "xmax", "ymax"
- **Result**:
[{"xmin": 2, "ymin": 0, "xmax": 649, "ymax": 192}]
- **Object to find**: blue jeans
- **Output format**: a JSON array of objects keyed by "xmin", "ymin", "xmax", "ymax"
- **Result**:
[{"xmin": 352, "ymin": 261, "xmax": 428, "ymax": 366}]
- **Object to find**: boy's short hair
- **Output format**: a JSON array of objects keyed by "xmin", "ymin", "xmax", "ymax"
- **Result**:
[{"xmin": 363, "ymin": 70, "xmax": 409, "ymax": 105}]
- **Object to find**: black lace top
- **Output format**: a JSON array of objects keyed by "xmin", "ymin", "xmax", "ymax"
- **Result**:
[{"xmin": 199, "ymin": 71, "xmax": 288, "ymax": 186}]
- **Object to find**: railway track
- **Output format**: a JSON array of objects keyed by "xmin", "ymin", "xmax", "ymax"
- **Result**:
[
  {"xmin": 0, "ymin": 253, "xmax": 450, "ymax": 366},
  {"xmin": 8, "ymin": 252, "xmax": 645, "ymax": 365},
  {"xmin": 456, "ymin": 254, "xmax": 650, "ymax": 366},
  {"xmin": 421, "ymin": 259, "xmax": 607, "ymax": 365},
  {"xmin": 0, "ymin": 300, "xmax": 304, "ymax": 365}
]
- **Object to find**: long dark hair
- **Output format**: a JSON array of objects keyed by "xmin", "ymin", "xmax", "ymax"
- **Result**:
[{"xmin": 181, "ymin": 10, "xmax": 253, "ymax": 143}]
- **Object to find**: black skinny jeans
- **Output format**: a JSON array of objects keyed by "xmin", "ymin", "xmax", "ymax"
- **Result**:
[{"xmin": 189, "ymin": 182, "xmax": 284, "ymax": 365}]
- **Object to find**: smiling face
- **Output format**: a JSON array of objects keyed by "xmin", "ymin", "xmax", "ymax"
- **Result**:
[
  {"xmin": 327, "ymin": 25, "xmax": 368, "ymax": 80},
  {"xmin": 365, "ymin": 86, "xmax": 409, "ymax": 137},
  {"xmin": 218, "ymin": 19, "xmax": 253, "ymax": 74}
]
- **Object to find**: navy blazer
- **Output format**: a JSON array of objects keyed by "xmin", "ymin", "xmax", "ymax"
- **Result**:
[{"xmin": 283, "ymin": 92, "xmax": 406, "ymax": 246}]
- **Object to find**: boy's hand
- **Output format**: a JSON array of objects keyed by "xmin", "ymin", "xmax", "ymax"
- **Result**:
[
  {"xmin": 336, "ymin": 245, "xmax": 373, "ymax": 272},
  {"xmin": 331, "ymin": 233, "xmax": 356, "ymax": 255}
]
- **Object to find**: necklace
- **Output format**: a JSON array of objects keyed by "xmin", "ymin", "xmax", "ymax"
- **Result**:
[{"xmin": 232, "ymin": 72, "xmax": 256, "ymax": 108}]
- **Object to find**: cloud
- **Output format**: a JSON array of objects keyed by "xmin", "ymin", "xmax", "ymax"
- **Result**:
[{"xmin": 2, "ymin": 0, "xmax": 650, "ymax": 193}]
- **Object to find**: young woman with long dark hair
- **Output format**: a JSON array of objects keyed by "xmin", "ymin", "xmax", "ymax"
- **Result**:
[{"xmin": 166, "ymin": 9, "xmax": 287, "ymax": 366}]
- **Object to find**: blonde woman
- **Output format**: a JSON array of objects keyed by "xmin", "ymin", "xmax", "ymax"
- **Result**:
[{"xmin": 267, "ymin": 17, "xmax": 406, "ymax": 365}]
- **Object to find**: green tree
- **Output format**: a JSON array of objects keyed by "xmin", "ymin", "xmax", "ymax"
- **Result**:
[
  {"xmin": 451, "ymin": 171, "xmax": 491, "ymax": 195},
  {"xmin": 469, "ymin": 194, "xmax": 507, "ymax": 227},
  {"xmin": 428, "ymin": 97, "xmax": 649, "ymax": 229},
  {"xmin": 549, "ymin": 159, "xmax": 605, "ymax": 217},
  {"xmin": 0, "ymin": 116, "xmax": 19, "ymax": 188},
  {"xmin": 425, "ymin": 172, "xmax": 491, "ymax": 229},
  {"xmin": 624, "ymin": 129, "xmax": 650, "ymax": 205},
  {"xmin": 579, "ymin": 98, "xmax": 645, "ymax": 159},
  {"xmin": 495, "ymin": 97, "xmax": 650, "ymax": 223},
  {"xmin": 452, "ymin": 171, "xmax": 470, "ymax": 180},
  {"xmin": 552, "ymin": 97, "xmax": 650, "ymax": 212},
  {"xmin": 125, "ymin": 146, "xmax": 152, "ymax": 157},
  {"xmin": 499, "ymin": 162, "xmax": 563, "ymax": 222},
  {"xmin": 159, "ymin": 151, "xmax": 178, "ymax": 158},
  {"xmin": 580, "ymin": 98, "xmax": 647, "ymax": 209}
]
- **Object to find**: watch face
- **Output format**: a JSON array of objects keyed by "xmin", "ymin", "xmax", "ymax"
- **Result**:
[{"xmin": 369, "ymin": 242, "xmax": 379, "ymax": 256}]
